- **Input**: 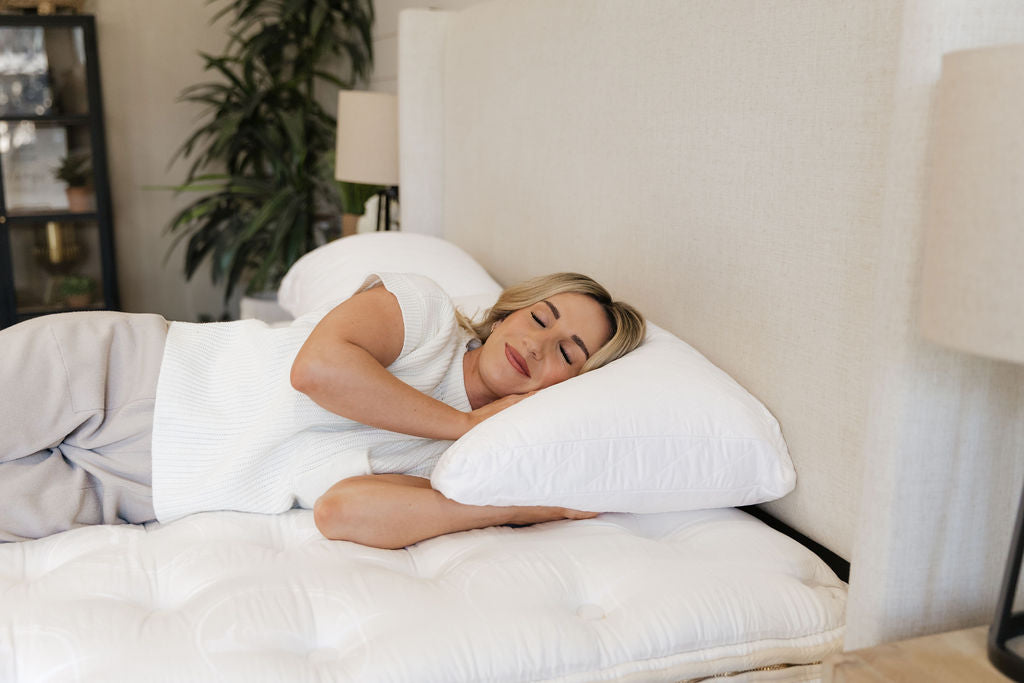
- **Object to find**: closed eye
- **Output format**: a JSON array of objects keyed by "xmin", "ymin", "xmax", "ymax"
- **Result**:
[
  {"xmin": 560, "ymin": 344, "xmax": 572, "ymax": 364},
  {"xmin": 531, "ymin": 312, "xmax": 545, "ymax": 327}
]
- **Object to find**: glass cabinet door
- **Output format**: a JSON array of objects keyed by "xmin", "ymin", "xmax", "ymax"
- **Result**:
[
  {"xmin": 0, "ymin": 16, "xmax": 116, "ymax": 327},
  {"xmin": 8, "ymin": 218, "xmax": 105, "ymax": 313}
]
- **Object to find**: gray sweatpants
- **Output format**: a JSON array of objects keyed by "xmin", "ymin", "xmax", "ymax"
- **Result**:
[{"xmin": 0, "ymin": 311, "xmax": 167, "ymax": 542}]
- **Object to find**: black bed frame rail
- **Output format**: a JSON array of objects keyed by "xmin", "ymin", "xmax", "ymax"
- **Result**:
[{"xmin": 739, "ymin": 506, "xmax": 851, "ymax": 583}]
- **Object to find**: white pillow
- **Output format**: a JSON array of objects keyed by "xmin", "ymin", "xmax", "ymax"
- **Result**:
[
  {"xmin": 431, "ymin": 323, "xmax": 796, "ymax": 513},
  {"xmin": 278, "ymin": 233, "xmax": 503, "ymax": 317}
]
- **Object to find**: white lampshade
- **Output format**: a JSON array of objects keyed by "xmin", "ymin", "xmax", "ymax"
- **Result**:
[
  {"xmin": 335, "ymin": 90, "xmax": 399, "ymax": 186},
  {"xmin": 919, "ymin": 44, "xmax": 1024, "ymax": 365}
]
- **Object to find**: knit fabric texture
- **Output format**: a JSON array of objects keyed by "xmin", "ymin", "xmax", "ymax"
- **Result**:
[{"xmin": 151, "ymin": 272, "xmax": 472, "ymax": 522}]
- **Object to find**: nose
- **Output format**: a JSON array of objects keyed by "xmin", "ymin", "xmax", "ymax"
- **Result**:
[{"xmin": 524, "ymin": 335, "xmax": 541, "ymax": 360}]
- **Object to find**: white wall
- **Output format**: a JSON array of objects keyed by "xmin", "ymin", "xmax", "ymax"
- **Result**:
[
  {"xmin": 80, "ymin": 0, "xmax": 482, "ymax": 321},
  {"xmin": 83, "ymin": 0, "xmax": 229, "ymax": 321}
]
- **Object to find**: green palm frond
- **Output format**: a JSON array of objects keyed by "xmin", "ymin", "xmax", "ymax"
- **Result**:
[{"xmin": 167, "ymin": 0, "xmax": 374, "ymax": 301}]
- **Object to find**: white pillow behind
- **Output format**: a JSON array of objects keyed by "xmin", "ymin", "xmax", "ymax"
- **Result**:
[
  {"xmin": 431, "ymin": 323, "xmax": 796, "ymax": 513},
  {"xmin": 278, "ymin": 232, "xmax": 503, "ymax": 317}
]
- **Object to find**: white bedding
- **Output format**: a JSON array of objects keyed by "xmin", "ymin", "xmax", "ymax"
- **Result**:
[{"xmin": 0, "ymin": 507, "xmax": 844, "ymax": 682}]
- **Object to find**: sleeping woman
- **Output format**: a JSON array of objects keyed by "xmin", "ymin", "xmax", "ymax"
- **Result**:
[{"xmin": 0, "ymin": 272, "xmax": 644, "ymax": 546}]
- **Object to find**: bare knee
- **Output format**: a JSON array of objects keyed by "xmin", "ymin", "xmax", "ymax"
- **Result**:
[{"xmin": 313, "ymin": 477, "xmax": 372, "ymax": 541}]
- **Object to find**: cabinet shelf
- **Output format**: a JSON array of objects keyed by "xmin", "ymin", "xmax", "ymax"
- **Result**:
[
  {"xmin": 0, "ymin": 114, "xmax": 90, "ymax": 125},
  {"xmin": 17, "ymin": 302, "xmax": 105, "ymax": 317},
  {"xmin": 0, "ymin": 15, "xmax": 117, "ymax": 329},
  {"xmin": 5, "ymin": 211, "xmax": 98, "ymax": 223}
]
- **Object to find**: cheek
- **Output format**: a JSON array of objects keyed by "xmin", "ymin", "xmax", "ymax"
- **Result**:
[{"xmin": 538, "ymin": 362, "xmax": 577, "ymax": 388}]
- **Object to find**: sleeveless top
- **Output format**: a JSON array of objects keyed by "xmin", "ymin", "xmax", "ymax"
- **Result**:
[{"xmin": 151, "ymin": 272, "xmax": 473, "ymax": 522}]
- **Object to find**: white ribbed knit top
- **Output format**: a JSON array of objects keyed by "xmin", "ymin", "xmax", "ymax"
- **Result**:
[{"xmin": 151, "ymin": 272, "xmax": 473, "ymax": 523}]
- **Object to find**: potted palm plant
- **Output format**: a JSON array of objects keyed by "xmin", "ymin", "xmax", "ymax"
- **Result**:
[{"xmin": 167, "ymin": 0, "xmax": 376, "ymax": 300}]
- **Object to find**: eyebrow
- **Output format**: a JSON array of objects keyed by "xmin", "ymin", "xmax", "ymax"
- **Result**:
[{"xmin": 542, "ymin": 299, "xmax": 591, "ymax": 359}]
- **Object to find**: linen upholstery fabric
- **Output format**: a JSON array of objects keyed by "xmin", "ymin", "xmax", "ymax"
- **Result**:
[
  {"xmin": 403, "ymin": 0, "xmax": 891, "ymax": 559},
  {"xmin": 397, "ymin": 0, "xmax": 1024, "ymax": 646},
  {"xmin": 397, "ymin": 7, "xmax": 448, "ymax": 238},
  {"xmin": 432, "ymin": 323, "xmax": 795, "ymax": 512},
  {"xmin": 0, "ymin": 507, "xmax": 846, "ymax": 681}
]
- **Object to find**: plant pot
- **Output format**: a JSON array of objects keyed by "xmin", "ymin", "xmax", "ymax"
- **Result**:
[
  {"xmin": 341, "ymin": 213, "xmax": 360, "ymax": 238},
  {"xmin": 66, "ymin": 186, "xmax": 93, "ymax": 212},
  {"xmin": 65, "ymin": 293, "xmax": 92, "ymax": 308}
]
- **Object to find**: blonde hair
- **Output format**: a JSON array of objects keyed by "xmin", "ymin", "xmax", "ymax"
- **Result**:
[{"xmin": 456, "ymin": 272, "xmax": 646, "ymax": 373}]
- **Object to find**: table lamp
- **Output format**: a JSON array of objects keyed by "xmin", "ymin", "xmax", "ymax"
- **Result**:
[
  {"xmin": 918, "ymin": 44, "xmax": 1024, "ymax": 681},
  {"xmin": 335, "ymin": 90, "xmax": 399, "ymax": 231}
]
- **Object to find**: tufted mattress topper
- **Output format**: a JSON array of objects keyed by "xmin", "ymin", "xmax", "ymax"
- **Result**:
[{"xmin": 0, "ymin": 507, "xmax": 845, "ymax": 682}]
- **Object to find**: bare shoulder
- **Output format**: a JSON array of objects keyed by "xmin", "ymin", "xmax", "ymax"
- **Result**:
[{"xmin": 305, "ymin": 285, "xmax": 405, "ymax": 367}]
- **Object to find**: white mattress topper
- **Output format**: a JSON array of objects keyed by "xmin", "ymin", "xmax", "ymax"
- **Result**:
[{"xmin": 0, "ymin": 508, "xmax": 845, "ymax": 682}]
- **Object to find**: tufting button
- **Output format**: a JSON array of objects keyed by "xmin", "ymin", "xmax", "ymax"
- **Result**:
[{"xmin": 575, "ymin": 603, "xmax": 605, "ymax": 621}]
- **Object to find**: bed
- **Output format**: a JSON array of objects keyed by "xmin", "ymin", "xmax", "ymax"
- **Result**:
[
  {"xmin": 3, "ymin": 1, "xmax": 1023, "ymax": 681},
  {"xmin": 0, "ymin": 243, "xmax": 846, "ymax": 683}
]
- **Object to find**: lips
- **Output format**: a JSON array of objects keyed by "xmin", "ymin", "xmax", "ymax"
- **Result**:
[{"xmin": 505, "ymin": 343, "xmax": 531, "ymax": 378}]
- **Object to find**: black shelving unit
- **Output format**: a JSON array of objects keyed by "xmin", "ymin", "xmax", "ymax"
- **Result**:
[{"xmin": 0, "ymin": 13, "xmax": 117, "ymax": 329}]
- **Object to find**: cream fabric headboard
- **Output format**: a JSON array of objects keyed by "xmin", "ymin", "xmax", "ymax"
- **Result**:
[{"xmin": 398, "ymin": 0, "xmax": 1024, "ymax": 647}]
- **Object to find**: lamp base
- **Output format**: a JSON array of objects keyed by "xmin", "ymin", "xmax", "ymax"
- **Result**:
[
  {"xmin": 375, "ymin": 186, "xmax": 399, "ymax": 231},
  {"xmin": 989, "ymin": 624, "xmax": 1024, "ymax": 681},
  {"xmin": 989, "ymin": 477, "xmax": 1024, "ymax": 682}
]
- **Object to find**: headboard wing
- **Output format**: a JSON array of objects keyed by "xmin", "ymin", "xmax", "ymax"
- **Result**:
[{"xmin": 399, "ymin": 0, "xmax": 1024, "ymax": 646}]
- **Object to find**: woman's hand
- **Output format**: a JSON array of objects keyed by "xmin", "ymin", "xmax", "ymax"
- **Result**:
[
  {"xmin": 463, "ymin": 390, "xmax": 537, "ymax": 432},
  {"xmin": 314, "ymin": 474, "xmax": 598, "ymax": 549},
  {"xmin": 505, "ymin": 506, "xmax": 599, "ymax": 526}
]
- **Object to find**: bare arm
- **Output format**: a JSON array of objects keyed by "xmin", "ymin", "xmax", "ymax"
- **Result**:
[
  {"xmin": 314, "ymin": 474, "xmax": 598, "ymax": 549},
  {"xmin": 291, "ymin": 285, "xmax": 521, "ymax": 440}
]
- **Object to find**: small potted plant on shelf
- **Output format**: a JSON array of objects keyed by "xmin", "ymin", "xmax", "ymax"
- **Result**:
[
  {"xmin": 56, "ymin": 273, "xmax": 94, "ymax": 308},
  {"xmin": 53, "ymin": 151, "xmax": 93, "ymax": 212}
]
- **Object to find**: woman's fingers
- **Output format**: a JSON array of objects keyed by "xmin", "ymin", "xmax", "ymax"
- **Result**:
[
  {"xmin": 561, "ymin": 509, "xmax": 600, "ymax": 520},
  {"xmin": 506, "ymin": 505, "xmax": 599, "ymax": 526}
]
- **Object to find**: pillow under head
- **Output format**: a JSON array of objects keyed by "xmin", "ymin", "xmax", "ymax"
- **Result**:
[{"xmin": 431, "ymin": 323, "xmax": 795, "ymax": 513}]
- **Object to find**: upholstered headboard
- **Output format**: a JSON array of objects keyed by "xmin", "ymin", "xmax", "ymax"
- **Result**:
[{"xmin": 397, "ymin": 0, "xmax": 1024, "ymax": 648}]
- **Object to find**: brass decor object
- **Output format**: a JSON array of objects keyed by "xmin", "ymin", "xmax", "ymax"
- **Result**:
[{"xmin": 34, "ymin": 220, "xmax": 81, "ymax": 273}]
